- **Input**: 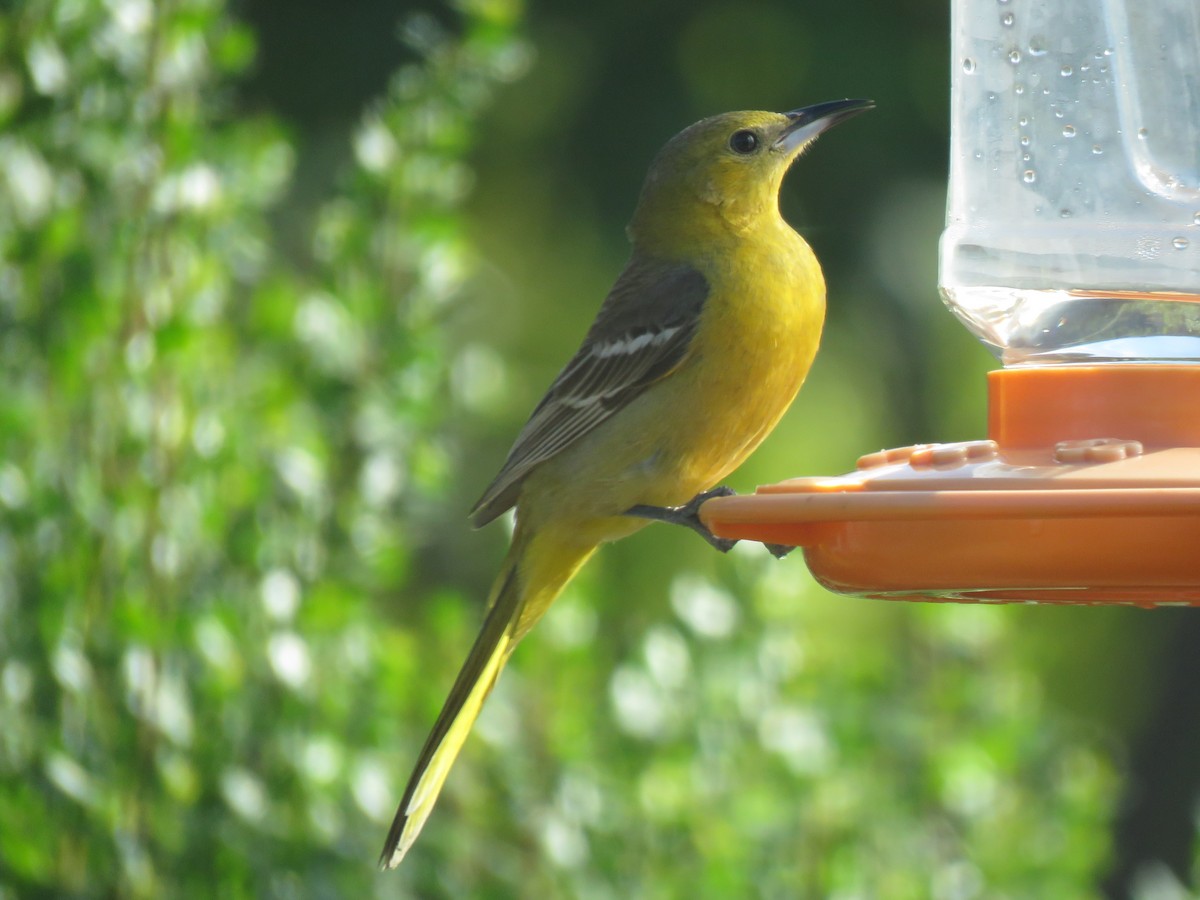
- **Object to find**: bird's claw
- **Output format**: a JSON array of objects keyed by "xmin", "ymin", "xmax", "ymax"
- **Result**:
[
  {"xmin": 625, "ymin": 486, "xmax": 795, "ymax": 558},
  {"xmin": 626, "ymin": 486, "xmax": 737, "ymax": 552}
]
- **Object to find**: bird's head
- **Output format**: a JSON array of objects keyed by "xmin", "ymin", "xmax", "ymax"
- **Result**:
[{"xmin": 629, "ymin": 99, "xmax": 873, "ymax": 252}]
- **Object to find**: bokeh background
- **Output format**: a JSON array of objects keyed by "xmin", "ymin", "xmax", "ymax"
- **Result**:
[{"xmin": 1, "ymin": 0, "xmax": 1197, "ymax": 896}]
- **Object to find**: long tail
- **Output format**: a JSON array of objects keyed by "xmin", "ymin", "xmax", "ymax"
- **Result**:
[{"xmin": 379, "ymin": 527, "xmax": 594, "ymax": 869}]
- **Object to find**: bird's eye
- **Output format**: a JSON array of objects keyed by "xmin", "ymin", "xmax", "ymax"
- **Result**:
[{"xmin": 728, "ymin": 130, "xmax": 759, "ymax": 154}]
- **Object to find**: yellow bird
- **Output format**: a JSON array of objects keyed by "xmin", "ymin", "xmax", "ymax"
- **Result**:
[{"xmin": 380, "ymin": 98, "xmax": 873, "ymax": 868}]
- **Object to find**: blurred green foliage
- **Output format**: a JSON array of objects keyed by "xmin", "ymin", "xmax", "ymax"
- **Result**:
[
  {"xmin": 0, "ymin": 0, "xmax": 524, "ymax": 895},
  {"xmin": 0, "ymin": 0, "xmax": 1191, "ymax": 897}
]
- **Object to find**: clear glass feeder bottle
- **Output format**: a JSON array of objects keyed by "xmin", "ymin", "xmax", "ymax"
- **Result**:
[{"xmin": 940, "ymin": 0, "xmax": 1200, "ymax": 365}]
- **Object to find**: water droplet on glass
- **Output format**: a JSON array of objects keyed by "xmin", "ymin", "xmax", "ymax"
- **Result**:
[
  {"xmin": 1014, "ymin": 83, "xmax": 1025, "ymax": 95},
  {"xmin": 1060, "ymin": 209, "xmax": 1073, "ymax": 218},
  {"xmin": 1018, "ymin": 115, "xmax": 1029, "ymax": 126},
  {"xmin": 1019, "ymin": 135, "xmax": 1030, "ymax": 146},
  {"xmin": 962, "ymin": 58, "xmax": 976, "ymax": 74},
  {"xmin": 1060, "ymin": 65, "xmax": 1073, "ymax": 76},
  {"xmin": 974, "ymin": 150, "xmax": 983, "ymax": 160},
  {"xmin": 1054, "ymin": 108, "xmax": 1064, "ymax": 119},
  {"xmin": 1173, "ymin": 237, "xmax": 1189, "ymax": 250},
  {"xmin": 1028, "ymin": 39, "xmax": 1047, "ymax": 57},
  {"xmin": 1137, "ymin": 128, "xmax": 1148, "ymax": 140},
  {"xmin": 1001, "ymin": 12, "xmax": 1014, "ymax": 26},
  {"xmin": 1192, "ymin": 212, "xmax": 1200, "ymax": 225},
  {"xmin": 1022, "ymin": 152, "xmax": 1031, "ymax": 162},
  {"xmin": 1103, "ymin": 47, "xmax": 1114, "ymax": 56},
  {"xmin": 987, "ymin": 92, "xmax": 997, "ymax": 102},
  {"xmin": 1080, "ymin": 63, "xmax": 1090, "ymax": 73},
  {"xmin": 1008, "ymin": 49, "xmax": 1021, "ymax": 64},
  {"xmin": 1092, "ymin": 144, "xmax": 1104, "ymax": 155},
  {"xmin": 1023, "ymin": 170, "xmax": 1036, "ymax": 183},
  {"xmin": 1062, "ymin": 125, "xmax": 1076, "ymax": 137}
]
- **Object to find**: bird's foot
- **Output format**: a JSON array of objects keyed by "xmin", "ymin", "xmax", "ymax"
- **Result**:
[
  {"xmin": 626, "ymin": 486, "xmax": 796, "ymax": 559},
  {"xmin": 626, "ymin": 486, "xmax": 738, "ymax": 552}
]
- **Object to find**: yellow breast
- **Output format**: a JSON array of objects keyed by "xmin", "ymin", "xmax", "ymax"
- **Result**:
[
  {"xmin": 521, "ymin": 219, "xmax": 825, "ymax": 534},
  {"xmin": 666, "ymin": 222, "xmax": 825, "ymax": 491}
]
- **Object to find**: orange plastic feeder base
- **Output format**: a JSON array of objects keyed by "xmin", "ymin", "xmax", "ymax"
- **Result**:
[{"xmin": 700, "ymin": 365, "xmax": 1200, "ymax": 606}]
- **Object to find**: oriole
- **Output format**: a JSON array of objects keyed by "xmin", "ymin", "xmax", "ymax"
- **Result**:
[{"xmin": 380, "ymin": 98, "xmax": 873, "ymax": 868}]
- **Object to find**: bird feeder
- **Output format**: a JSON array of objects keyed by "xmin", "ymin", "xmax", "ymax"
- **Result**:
[{"xmin": 700, "ymin": 0, "xmax": 1200, "ymax": 605}]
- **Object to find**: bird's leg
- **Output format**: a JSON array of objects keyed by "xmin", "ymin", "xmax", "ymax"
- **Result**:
[
  {"xmin": 626, "ymin": 487, "xmax": 797, "ymax": 558},
  {"xmin": 626, "ymin": 486, "xmax": 739, "ymax": 553}
]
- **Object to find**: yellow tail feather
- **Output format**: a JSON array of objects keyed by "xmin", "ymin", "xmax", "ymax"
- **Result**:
[
  {"xmin": 378, "ymin": 562, "xmax": 520, "ymax": 869},
  {"xmin": 380, "ymin": 523, "xmax": 598, "ymax": 868}
]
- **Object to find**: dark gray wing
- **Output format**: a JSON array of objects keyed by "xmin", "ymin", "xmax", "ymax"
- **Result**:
[{"xmin": 469, "ymin": 257, "xmax": 709, "ymax": 527}]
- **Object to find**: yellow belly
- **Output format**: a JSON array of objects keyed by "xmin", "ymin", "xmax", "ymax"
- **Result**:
[{"xmin": 521, "ymin": 227, "xmax": 825, "ymax": 542}]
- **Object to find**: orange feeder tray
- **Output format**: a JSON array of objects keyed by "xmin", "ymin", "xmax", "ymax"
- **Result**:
[{"xmin": 700, "ymin": 365, "xmax": 1200, "ymax": 606}]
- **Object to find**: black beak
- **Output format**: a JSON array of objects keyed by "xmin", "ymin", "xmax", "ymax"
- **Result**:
[{"xmin": 775, "ymin": 98, "xmax": 875, "ymax": 152}]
